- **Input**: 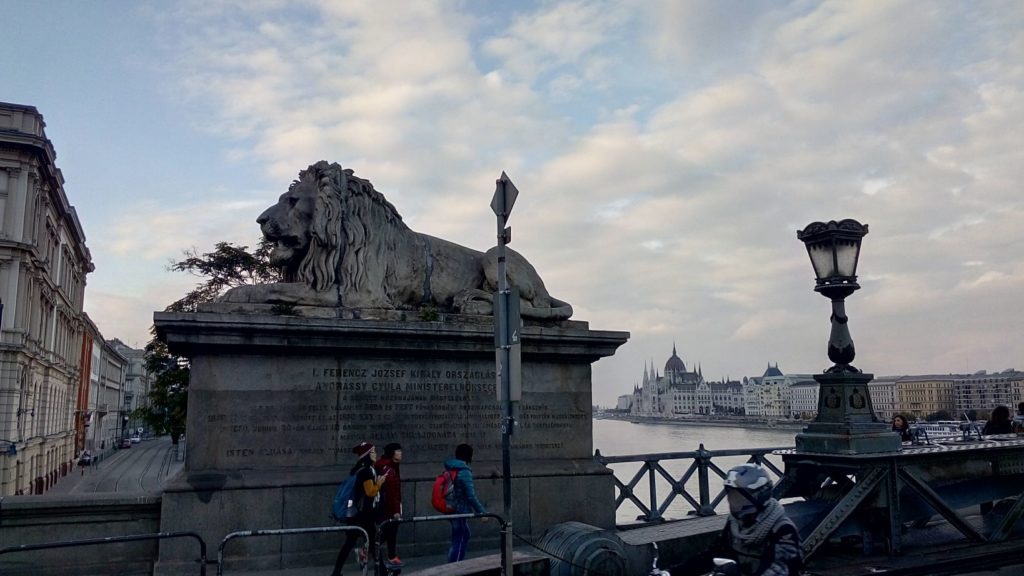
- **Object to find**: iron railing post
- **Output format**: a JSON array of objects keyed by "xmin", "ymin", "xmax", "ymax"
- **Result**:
[
  {"xmin": 696, "ymin": 443, "xmax": 715, "ymax": 516},
  {"xmin": 647, "ymin": 460, "xmax": 660, "ymax": 521}
]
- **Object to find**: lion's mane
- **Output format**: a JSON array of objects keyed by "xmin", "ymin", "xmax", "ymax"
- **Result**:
[{"xmin": 295, "ymin": 161, "xmax": 409, "ymax": 303}]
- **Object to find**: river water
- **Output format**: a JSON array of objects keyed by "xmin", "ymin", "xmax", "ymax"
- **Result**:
[
  {"xmin": 592, "ymin": 418, "xmax": 798, "ymax": 523},
  {"xmin": 594, "ymin": 418, "xmax": 798, "ymax": 455}
]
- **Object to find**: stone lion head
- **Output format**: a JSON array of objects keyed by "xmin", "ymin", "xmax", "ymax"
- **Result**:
[
  {"xmin": 257, "ymin": 161, "xmax": 345, "ymax": 291},
  {"xmin": 257, "ymin": 161, "xmax": 407, "ymax": 297}
]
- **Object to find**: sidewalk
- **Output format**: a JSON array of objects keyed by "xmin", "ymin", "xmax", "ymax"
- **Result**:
[{"xmin": 218, "ymin": 548, "xmax": 529, "ymax": 575}]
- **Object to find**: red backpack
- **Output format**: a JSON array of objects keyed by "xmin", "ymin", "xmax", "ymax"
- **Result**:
[{"xmin": 431, "ymin": 470, "xmax": 457, "ymax": 513}]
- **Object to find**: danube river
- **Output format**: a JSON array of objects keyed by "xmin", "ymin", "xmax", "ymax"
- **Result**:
[
  {"xmin": 593, "ymin": 418, "xmax": 799, "ymax": 522},
  {"xmin": 594, "ymin": 418, "xmax": 798, "ymax": 455}
]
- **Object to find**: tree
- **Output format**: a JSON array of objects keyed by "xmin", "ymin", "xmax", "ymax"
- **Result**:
[
  {"xmin": 138, "ymin": 337, "xmax": 189, "ymax": 439},
  {"xmin": 925, "ymin": 410, "xmax": 953, "ymax": 422},
  {"xmin": 136, "ymin": 241, "xmax": 280, "ymax": 436},
  {"xmin": 165, "ymin": 240, "xmax": 279, "ymax": 312}
]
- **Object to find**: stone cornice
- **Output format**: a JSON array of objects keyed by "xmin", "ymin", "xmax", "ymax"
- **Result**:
[{"xmin": 155, "ymin": 311, "xmax": 629, "ymax": 363}]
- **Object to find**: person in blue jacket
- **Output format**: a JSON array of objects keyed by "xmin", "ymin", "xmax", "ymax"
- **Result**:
[{"xmin": 444, "ymin": 443, "xmax": 487, "ymax": 562}]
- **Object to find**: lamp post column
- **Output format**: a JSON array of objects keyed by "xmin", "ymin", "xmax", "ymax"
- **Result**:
[{"xmin": 795, "ymin": 220, "xmax": 900, "ymax": 455}]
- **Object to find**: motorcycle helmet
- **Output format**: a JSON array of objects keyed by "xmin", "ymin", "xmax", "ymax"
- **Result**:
[{"xmin": 724, "ymin": 463, "xmax": 773, "ymax": 520}]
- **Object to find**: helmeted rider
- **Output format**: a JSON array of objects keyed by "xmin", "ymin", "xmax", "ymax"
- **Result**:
[
  {"xmin": 679, "ymin": 464, "xmax": 802, "ymax": 576},
  {"xmin": 721, "ymin": 464, "xmax": 802, "ymax": 576}
]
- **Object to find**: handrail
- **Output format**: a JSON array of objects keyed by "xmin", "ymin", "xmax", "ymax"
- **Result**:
[
  {"xmin": 217, "ymin": 525, "xmax": 369, "ymax": 576},
  {"xmin": 595, "ymin": 446, "xmax": 789, "ymax": 463},
  {"xmin": 595, "ymin": 444, "xmax": 792, "ymax": 523},
  {"xmin": 375, "ymin": 512, "xmax": 507, "ymax": 575},
  {"xmin": 0, "ymin": 531, "xmax": 207, "ymax": 575}
]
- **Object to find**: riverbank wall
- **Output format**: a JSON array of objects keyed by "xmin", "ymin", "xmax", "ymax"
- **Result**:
[{"xmin": 596, "ymin": 413, "xmax": 805, "ymax": 431}]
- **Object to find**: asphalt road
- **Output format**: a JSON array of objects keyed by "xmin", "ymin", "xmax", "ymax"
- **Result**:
[{"xmin": 48, "ymin": 436, "xmax": 185, "ymax": 495}]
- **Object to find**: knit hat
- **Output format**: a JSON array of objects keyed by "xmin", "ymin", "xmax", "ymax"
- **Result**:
[{"xmin": 352, "ymin": 442, "xmax": 375, "ymax": 460}]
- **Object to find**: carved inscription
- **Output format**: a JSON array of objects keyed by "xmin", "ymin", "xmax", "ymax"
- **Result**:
[{"xmin": 209, "ymin": 360, "xmax": 588, "ymax": 467}]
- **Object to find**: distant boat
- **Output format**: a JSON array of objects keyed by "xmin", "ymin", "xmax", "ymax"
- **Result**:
[{"xmin": 911, "ymin": 420, "xmax": 987, "ymax": 442}]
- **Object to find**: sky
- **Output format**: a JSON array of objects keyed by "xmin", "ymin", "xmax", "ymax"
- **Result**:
[{"xmin": 4, "ymin": 0, "xmax": 1023, "ymax": 406}]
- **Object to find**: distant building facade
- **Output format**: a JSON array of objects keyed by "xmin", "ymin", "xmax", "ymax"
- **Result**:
[
  {"xmin": 954, "ymin": 370, "xmax": 1024, "ymax": 417},
  {"xmin": 629, "ymin": 345, "xmax": 742, "ymax": 417},
  {"xmin": 80, "ymin": 317, "xmax": 127, "ymax": 454},
  {"xmin": 896, "ymin": 375, "xmax": 957, "ymax": 420},
  {"xmin": 111, "ymin": 339, "xmax": 152, "ymax": 438},
  {"xmin": 742, "ymin": 365, "xmax": 813, "ymax": 420},
  {"xmin": 789, "ymin": 379, "xmax": 819, "ymax": 419},
  {"xmin": 868, "ymin": 377, "xmax": 899, "ymax": 422},
  {"xmin": 615, "ymin": 394, "xmax": 632, "ymax": 411},
  {"xmin": 0, "ymin": 102, "xmax": 94, "ymax": 496}
]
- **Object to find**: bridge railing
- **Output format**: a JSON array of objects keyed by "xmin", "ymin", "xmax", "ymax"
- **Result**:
[
  {"xmin": 594, "ymin": 444, "xmax": 792, "ymax": 524},
  {"xmin": 0, "ymin": 531, "xmax": 207, "ymax": 575}
]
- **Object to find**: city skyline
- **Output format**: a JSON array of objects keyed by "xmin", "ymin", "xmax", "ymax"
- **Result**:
[{"xmin": 4, "ymin": 1, "xmax": 1023, "ymax": 406}]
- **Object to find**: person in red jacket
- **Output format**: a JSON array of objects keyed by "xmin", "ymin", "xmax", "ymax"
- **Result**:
[{"xmin": 374, "ymin": 442, "xmax": 404, "ymax": 569}]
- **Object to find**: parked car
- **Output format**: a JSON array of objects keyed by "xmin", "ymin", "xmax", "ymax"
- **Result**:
[
  {"xmin": 77, "ymin": 452, "xmax": 93, "ymax": 466},
  {"xmin": 119, "ymin": 438, "xmax": 132, "ymax": 449},
  {"xmin": 130, "ymin": 435, "xmax": 141, "ymax": 444}
]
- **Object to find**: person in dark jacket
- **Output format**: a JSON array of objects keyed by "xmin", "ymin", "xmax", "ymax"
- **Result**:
[
  {"xmin": 444, "ymin": 443, "xmax": 487, "ymax": 562},
  {"xmin": 374, "ymin": 442, "xmax": 404, "ymax": 568},
  {"xmin": 331, "ymin": 442, "xmax": 387, "ymax": 576},
  {"xmin": 983, "ymin": 405, "xmax": 1013, "ymax": 435},
  {"xmin": 679, "ymin": 464, "xmax": 802, "ymax": 576},
  {"xmin": 891, "ymin": 414, "xmax": 913, "ymax": 442}
]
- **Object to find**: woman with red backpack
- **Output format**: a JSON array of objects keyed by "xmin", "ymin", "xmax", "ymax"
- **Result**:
[{"xmin": 443, "ymin": 443, "xmax": 487, "ymax": 562}]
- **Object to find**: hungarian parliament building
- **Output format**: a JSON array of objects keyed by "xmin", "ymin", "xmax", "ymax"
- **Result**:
[
  {"xmin": 615, "ymin": 345, "xmax": 816, "ymax": 419},
  {"xmin": 616, "ymin": 345, "xmax": 1024, "ymax": 422}
]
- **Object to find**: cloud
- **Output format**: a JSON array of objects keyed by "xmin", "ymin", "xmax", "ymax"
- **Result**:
[
  {"xmin": 482, "ymin": 1, "xmax": 632, "ymax": 88},
  {"xmin": 65, "ymin": 1, "xmax": 1024, "ymax": 406},
  {"xmin": 97, "ymin": 197, "xmax": 267, "ymax": 259}
]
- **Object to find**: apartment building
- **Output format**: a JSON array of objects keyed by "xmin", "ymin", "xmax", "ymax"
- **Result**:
[
  {"xmin": 0, "ymin": 102, "xmax": 94, "ymax": 495},
  {"xmin": 896, "ymin": 375, "xmax": 957, "ymax": 420}
]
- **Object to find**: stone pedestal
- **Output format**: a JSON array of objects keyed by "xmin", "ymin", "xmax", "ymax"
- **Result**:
[
  {"xmin": 152, "ymin": 309, "xmax": 627, "ymax": 574},
  {"xmin": 795, "ymin": 372, "xmax": 902, "ymax": 455}
]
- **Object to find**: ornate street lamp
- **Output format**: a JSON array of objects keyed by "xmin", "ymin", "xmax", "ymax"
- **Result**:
[
  {"xmin": 795, "ymin": 219, "xmax": 900, "ymax": 454},
  {"xmin": 797, "ymin": 219, "xmax": 868, "ymax": 373}
]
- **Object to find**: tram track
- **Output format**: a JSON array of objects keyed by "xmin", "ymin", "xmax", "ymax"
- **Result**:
[
  {"xmin": 66, "ymin": 437, "xmax": 180, "ymax": 494},
  {"xmin": 116, "ymin": 439, "xmax": 164, "ymax": 492}
]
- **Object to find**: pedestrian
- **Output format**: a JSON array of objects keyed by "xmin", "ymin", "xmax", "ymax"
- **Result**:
[
  {"xmin": 891, "ymin": 414, "xmax": 913, "ymax": 442},
  {"xmin": 331, "ymin": 442, "xmax": 387, "ymax": 576},
  {"xmin": 677, "ymin": 464, "xmax": 802, "ymax": 576},
  {"xmin": 374, "ymin": 442, "xmax": 404, "ymax": 570},
  {"xmin": 983, "ymin": 405, "xmax": 1012, "ymax": 435},
  {"xmin": 1013, "ymin": 402, "xmax": 1024, "ymax": 433},
  {"xmin": 444, "ymin": 443, "xmax": 487, "ymax": 563}
]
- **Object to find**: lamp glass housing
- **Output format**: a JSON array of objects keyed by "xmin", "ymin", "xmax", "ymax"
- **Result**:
[
  {"xmin": 835, "ymin": 238, "xmax": 861, "ymax": 278},
  {"xmin": 807, "ymin": 242, "xmax": 836, "ymax": 280},
  {"xmin": 797, "ymin": 219, "xmax": 869, "ymax": 285}
]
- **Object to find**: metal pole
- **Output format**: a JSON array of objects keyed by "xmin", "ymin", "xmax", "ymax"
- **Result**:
[{"xmin": 496, "ymin": 180, "xmax": 513, "ymax": 576}]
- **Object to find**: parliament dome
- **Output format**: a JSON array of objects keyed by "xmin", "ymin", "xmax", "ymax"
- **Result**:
[{"xmin": 665, "ymin": 344, "xmax": 686, "ymax": 373}]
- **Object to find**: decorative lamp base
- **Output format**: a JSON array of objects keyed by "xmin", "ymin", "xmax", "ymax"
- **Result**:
[{"xmin": 795, "ymin": 372, "xmax": 902, "ymax": 454}]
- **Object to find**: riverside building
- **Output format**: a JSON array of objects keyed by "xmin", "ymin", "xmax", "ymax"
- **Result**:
[
  {"xmin": 0, "ymin": 102, "xmax": 94, "ymax": 496},
  {"xmin": 954, "ymin": 370, "xmax": 1024, "ymax": 418},
  {"xmin": 627, "ymin": 345, "xmax": 743, "ymax": 417}
]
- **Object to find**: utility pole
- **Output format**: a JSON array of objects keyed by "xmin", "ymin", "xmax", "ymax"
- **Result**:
[{"xmin": 491, "ymin": 172, "xmax": 521, "ymax": 576}]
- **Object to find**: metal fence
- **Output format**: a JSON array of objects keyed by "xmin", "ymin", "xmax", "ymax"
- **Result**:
[
  {"xmin": 0, "ymin": 531, "xmax": 208, "ymax": 575},
  {"xmin": 594, "ymin": 443, "xmax": 791, "ymax": 523},
  {"xmin": 217, "ymin": 525, "xmax": 369, "ymax": 576}
]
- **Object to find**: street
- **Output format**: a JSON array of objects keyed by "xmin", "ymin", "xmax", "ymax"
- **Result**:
[{"xmin": 48, "ymin": 436, "xmax": 184, "ymax": 495}]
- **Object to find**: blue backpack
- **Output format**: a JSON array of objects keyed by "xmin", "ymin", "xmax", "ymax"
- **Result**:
[{"xmin": 331, "ymin": 474, "xmax": 358, "ymax": 522}]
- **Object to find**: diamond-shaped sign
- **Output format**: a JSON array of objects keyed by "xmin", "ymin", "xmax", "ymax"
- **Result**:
[{"xmin": 490, "ymin": 172, "xmax": 519, "ymax": 217}]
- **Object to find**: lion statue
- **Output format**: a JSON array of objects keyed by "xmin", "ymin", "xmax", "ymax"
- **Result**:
[{"xmin": 221, "ymin": 161, "xmax": 573, "ymax": 320}]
